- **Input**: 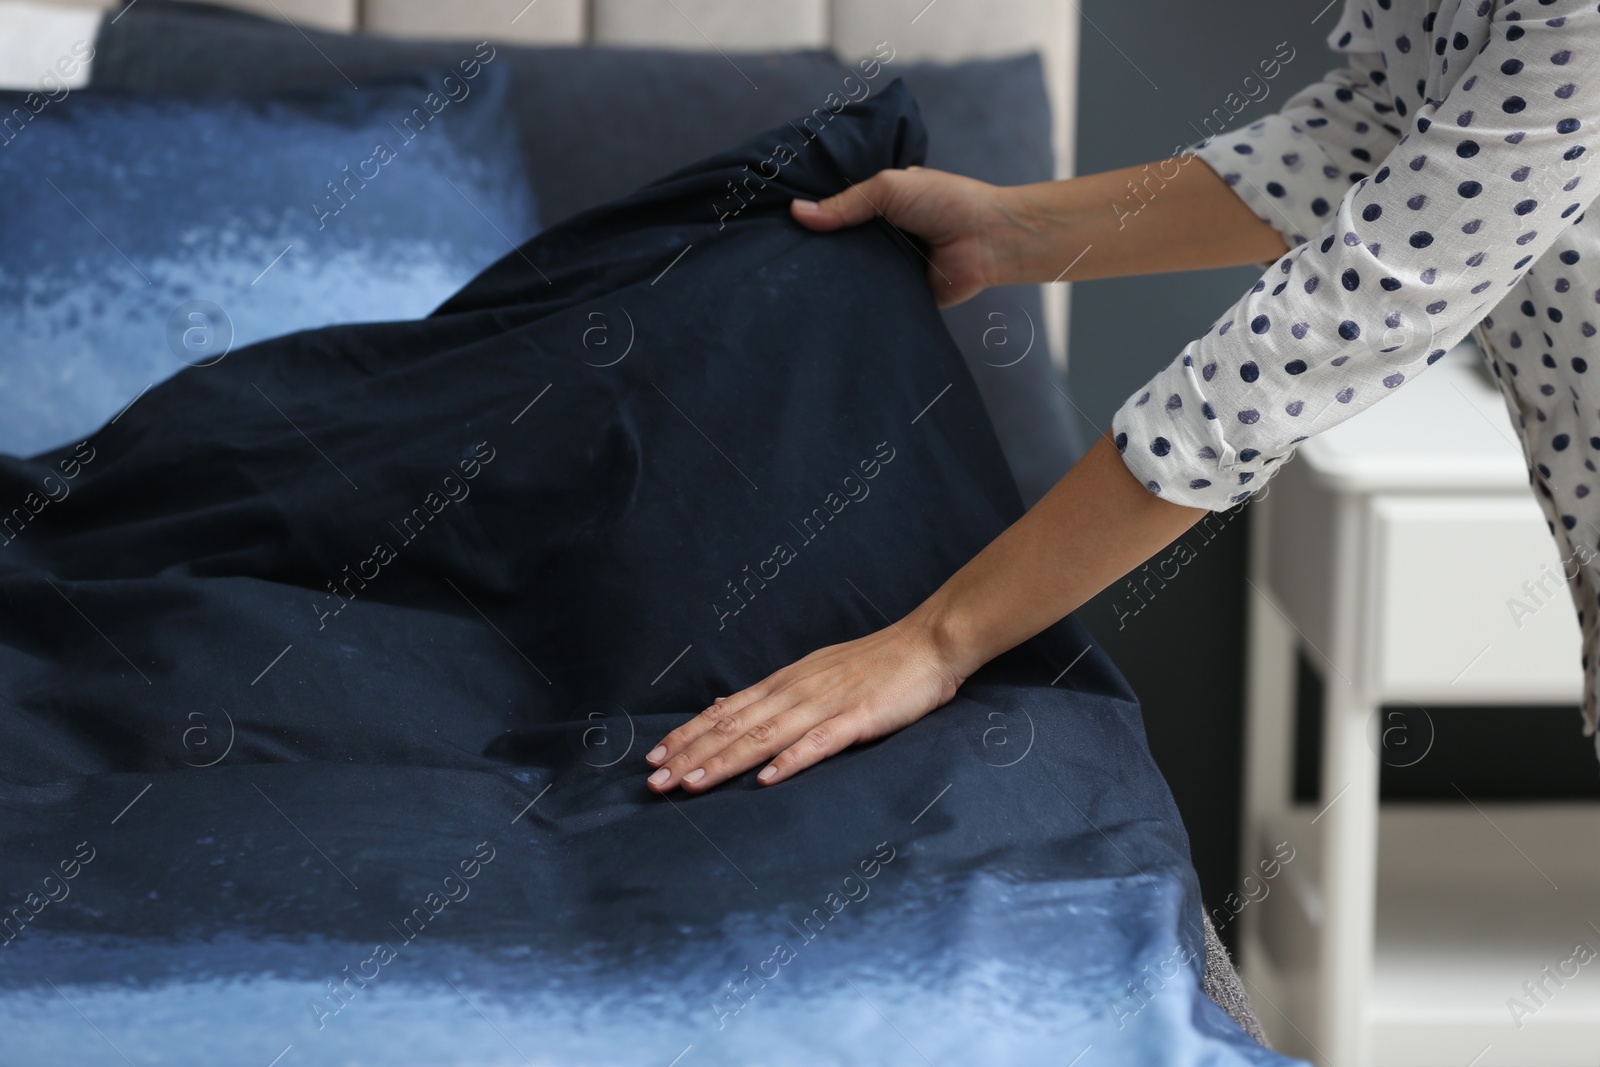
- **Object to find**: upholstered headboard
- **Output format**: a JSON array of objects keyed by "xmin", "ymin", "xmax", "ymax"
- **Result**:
[{"xmin": 22, "ymin": 0, "xmax": 1079, "ymax": 370}]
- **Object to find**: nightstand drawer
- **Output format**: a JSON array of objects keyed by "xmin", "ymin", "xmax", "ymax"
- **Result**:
[{"xmin": 1368, "ymin": 496, "xmax": 1584, "ymax": 700}]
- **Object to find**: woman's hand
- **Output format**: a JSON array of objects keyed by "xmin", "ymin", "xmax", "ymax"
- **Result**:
[
  {"xmin": 640, "ymin": 435, "xmax": 1210, "ymax": 797},
  {"xmin": 790, "ymin": 166, "xmax": 1019, "ymax": 308},
  {"xmin": 644, "ymin": 614, "xmax": 968, "ymax": 794},
  {"xmin": 791, "ymin": 160, "xmax": 1295, "ymax": 294}
]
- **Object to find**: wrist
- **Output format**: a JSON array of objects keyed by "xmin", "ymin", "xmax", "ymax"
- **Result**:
[
  {"xmin": 903, "ymin": 592, "xmax": 991, "ymax": 689},
  {"xmin": 989, "ymin": 180, "xmax": 1086, "ymax": 287}
]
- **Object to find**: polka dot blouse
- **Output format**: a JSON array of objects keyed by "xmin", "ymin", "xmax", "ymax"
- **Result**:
[{"xmin": 1112, "ymin": 0, "xmax": 1600, "ymax": 757}]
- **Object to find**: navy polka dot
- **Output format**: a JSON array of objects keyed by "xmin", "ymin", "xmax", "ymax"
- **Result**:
[{"xmin": 1107, "ymin": 0, "xmax": 1600, "ymax": 751}]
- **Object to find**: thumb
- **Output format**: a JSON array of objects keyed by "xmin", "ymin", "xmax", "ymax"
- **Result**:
[{"xmin": 790, "ymin": 171, "xmax": 896, "ymax": 232}]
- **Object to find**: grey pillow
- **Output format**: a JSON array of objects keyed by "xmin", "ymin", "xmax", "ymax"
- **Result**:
[{"xmin": 90, "ymin": 0, "xmax": 1083, "ymax": 503}]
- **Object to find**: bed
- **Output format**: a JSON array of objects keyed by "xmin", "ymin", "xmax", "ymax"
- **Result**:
[{"xmin": 0, "ymin": 2, "xmax": 1287, "ymax": 1063}]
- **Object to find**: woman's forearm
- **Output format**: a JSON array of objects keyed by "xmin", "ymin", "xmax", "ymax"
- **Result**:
[
  {"xmin": 648, "ymin": 164, "xmax": 1268, "ymax": 795},
  {"xmin": 874, "ymin": 159, "xmax": 1275, "ymax": 669},
  {"xmin": 909, "ymin": 433, "xmax": 1208, "ymax": 678},
  {"xmin": 992, "ymin": 157, "xmax": 1292, "ymax": 284},
  {"xmin": 645, "ymin": 432, "xmax": 1210, "ymax": 794},
  {"xmin": 789, "ymin": 156, "xmax": 1290, "ymax": 306}
]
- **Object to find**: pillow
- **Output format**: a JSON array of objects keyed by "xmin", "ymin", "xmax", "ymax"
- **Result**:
[
  {"xmin": 85, "ymin": 0, "xmax": 1082, "ymax": 504},
  {"xmin": 900, "ymin": 56, "xmax": 1085, "ymax": 505},
  {"xmin": 0, "ymin": 59, "xmax": 536, "ymax": 456}
]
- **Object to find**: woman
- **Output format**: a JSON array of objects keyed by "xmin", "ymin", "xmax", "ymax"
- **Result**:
[{"xmin": 646, "ymin": 0, "xmax": 1600, "ymax": 794}]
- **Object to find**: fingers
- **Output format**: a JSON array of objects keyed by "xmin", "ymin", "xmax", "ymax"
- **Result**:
[
  {"xmin": 645, "ymin": 695, "xmax": 736, "ymax": 766},
  {"xmin": 642, "ymin": 624, "xmax": 954, "ymax": 795},
  {"xmin": 757, "ymin": 715, "xmax": 862, "ymax": 786},
  {"xmin": 683, "ymin": 700, "xmax": 850, "ymax": 794},
  {"xmin": 790, "ymin": 170, "xmax": 898, "ymax": 232},
  {"xmin": 646, "ymin": 683, "xmax": 814, "ymax": 794},
  {"xmin": 644, "ymin": 673, "xmax": 782, "ymax": 769}
]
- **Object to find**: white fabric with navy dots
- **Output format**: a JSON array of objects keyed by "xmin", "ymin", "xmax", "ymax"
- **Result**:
[{"xmin": 1112, "ymin": 0, "xmax": 1600, "ymax": 756}]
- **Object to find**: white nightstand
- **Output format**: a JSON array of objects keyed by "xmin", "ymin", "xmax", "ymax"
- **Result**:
[{"xmin": 1237, "ymin": 336, "xmax": 1600, "ymax": 1067}]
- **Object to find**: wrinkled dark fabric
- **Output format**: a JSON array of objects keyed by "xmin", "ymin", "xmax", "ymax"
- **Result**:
[
  {"xmin": 91, "ymin": 0, "xmax": 1083, "ymax": 507},
  {"xmin": 0, "ymin": 81, "xmax": 1297, "ymax": 1065}
]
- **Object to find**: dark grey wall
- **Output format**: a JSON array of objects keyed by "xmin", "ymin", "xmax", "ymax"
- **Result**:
[{"xmin": 1066, "ymin": 1, "xmax": 1345, "ymax": 948}]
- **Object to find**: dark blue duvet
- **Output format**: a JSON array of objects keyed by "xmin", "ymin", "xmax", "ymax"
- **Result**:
[{"xmin": 0, "ymin": 80, "xmax": 1304, "ymax": 1066}]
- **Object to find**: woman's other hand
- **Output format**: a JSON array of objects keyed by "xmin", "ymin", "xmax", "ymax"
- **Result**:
[
  {"xmin": 790, "ymin": 166, "xmax": 1016, "ymax": 308},
  {"xmin": 643, "ymin": 613, "xmax": 968, "ymax": 794},
  {"xmin": 641, "ymin": 431, "xmax": 1211, "ymax": 797}
]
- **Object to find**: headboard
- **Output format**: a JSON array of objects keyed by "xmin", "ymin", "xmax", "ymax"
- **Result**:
[{"xmin": 24, "ymin": 0, "xmax": 1080, "ymax": 370}]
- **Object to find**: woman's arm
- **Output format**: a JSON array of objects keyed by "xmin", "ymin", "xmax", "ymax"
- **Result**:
[
  {"xmin": 642, "ymin": 154, "xmax": 1283, "ymax": 794},
  {"xmin": 643, "ymin": 432, "xmax": 1205, "ymax": 794},
  {"xmin": 649, "ymin": 0, "xmax": 1600, "ymax": 795},
  {"xmin": 640, "ymin": 155, "xmax": 1266, "ymax": 793},
  {"xmin": 788, "ymin": 157, "xmax": 1292, "ymax": 304}
]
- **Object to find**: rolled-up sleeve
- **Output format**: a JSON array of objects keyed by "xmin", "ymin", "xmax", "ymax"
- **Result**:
[
  {"xmin": 1192, "ymin": 42, "xmax": 1403, "ymax": 257},
  {"xmin": 1113, "ymin": 0, "xmax": 1600, "ymax": 510}
]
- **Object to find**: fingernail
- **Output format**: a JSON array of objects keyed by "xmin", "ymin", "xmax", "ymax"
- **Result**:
[
  {"xmin": 648, "ymin": 768, "xmax": 670, "ymax": 786},
  {"xmin": 683, "ymin": 768, "xmax": 706, "ymax": 785},
  {"xmin": 792, "ymin": 199, "xmax": 819, "ymax": 212},
  {"xmin": 647, "ymin": 745, "xmax": 666, "ymax": 764},
  {"xmin": 757, "ymin": 766, "xmax": 777, "ymax": 783}
]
